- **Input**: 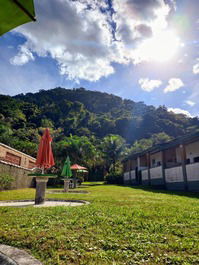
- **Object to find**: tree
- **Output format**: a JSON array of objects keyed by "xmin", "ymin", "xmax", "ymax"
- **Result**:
[{"xmin": 101, "ymin": 134, "xmax": 127, "ymax": 174}]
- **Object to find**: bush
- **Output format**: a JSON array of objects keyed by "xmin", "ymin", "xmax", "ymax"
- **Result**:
[
  {"xmin": 105, "ymin": 172, "xmax": 123, "ymax": 184},
  {"xmin": 0, "ymin": 174, "xmax": 14, "ymax": 190}
]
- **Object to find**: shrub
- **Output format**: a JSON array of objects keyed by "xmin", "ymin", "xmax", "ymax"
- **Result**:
[
  {"xmin": 105, "ymin": 172, "xmax": 123, "ymax": 184},
  {"xmin": 0, "ymin": 174, "xmax": 14, "ymax": 190}
]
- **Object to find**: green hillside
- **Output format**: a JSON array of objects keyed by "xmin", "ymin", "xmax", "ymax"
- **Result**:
[{"xmin": 0, "ymin": 87, "xmax": 199, "ymax": 179}]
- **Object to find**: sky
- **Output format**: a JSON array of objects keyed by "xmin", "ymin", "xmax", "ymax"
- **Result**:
[{"xmin": 0, "ymin": 0, "xmax": 199, "ymax": 117}]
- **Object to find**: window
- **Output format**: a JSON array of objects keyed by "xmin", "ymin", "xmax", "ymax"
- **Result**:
[{"xmin": 194, "ymin": 156, "xmax": 199, "ymax": 163}]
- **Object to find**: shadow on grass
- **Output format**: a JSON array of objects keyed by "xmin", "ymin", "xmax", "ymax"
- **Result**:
[
  {"xmin": 120, "ymin": 185, "xmax": 199, "ymax": 199},
  {"xmin": 81, "ymin": 182, "xmax": 105, "ymax": 187}
]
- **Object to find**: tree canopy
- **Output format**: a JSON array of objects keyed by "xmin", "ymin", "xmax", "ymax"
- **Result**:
[{"xmin": 0, "ymin": 88, "xmax": 199, "ymax": 180}]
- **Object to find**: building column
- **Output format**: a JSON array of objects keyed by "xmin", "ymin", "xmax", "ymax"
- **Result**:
[
  {"xmin": 147, "ymin": 153, "xmax": 151, "ymax": 185},
  {"xmin": 180, "ymin": 144, "xmax": 188, "ymax": 190},
  {"xmin": 137, "ymin": 156, "xmax": 140, "ymax": 169},
  {"xmin": 161, "ymin": 150, "xmax": 166, "ymax": 187},
  {"xmin": 137, "ymin": 156, "xmax": 141, "ymax": 185},
  {"xmin": 129, "ymin": 159, "xmax": 132, "ymax": 185}
]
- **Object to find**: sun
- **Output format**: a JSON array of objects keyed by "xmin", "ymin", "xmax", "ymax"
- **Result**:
[{"xmin": 137, "ymin": 30, "xmax": 181, "ymax": 62}]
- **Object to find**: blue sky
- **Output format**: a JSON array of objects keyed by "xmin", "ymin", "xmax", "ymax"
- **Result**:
[{"xmin": 0, "ymin": 0, "xmax": 199, "ymax": 117}]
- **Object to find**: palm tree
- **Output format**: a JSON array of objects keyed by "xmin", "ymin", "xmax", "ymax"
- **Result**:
[{"xmin": 101, "ymin": 134, "xmax": 126, "ymax": 174}]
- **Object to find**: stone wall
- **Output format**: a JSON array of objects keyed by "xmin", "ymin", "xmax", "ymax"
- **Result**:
[{"xmin": 0, "ymin": 160, "xmax": 35, "ymax": 190}]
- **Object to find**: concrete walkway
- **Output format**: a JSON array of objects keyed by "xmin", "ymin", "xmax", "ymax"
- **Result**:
[
  {"xmin": 0, "ymin": 199, "xmax": 90, "ymax": 207},
  {"xmin": 0, "ymin": 245, "xmax": 42, "ymax": 265}
]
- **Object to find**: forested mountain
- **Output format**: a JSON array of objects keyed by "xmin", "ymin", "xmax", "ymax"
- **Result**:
[{"xmin": 0, "ymin": 87, "xmax": 199, "ymax": 179}]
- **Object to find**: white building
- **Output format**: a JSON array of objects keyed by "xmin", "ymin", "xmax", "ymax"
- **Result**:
[{"xmin": 123, "ymin": 132, "xmax": 199, "ymax": 191}]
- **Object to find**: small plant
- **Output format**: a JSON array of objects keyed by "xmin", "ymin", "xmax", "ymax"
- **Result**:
[{"xmin": 0, "ymin": 174, "xmax": 14, "ymax": 190}]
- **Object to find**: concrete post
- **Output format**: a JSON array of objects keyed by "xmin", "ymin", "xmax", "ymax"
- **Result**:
[
  {"xmin": 137, "ymin": 156, "xmax": 141, "ymax": 184},
  {"xmin": 64, "ymin": 179, "xmax": 70, "ymax": 192},
  {"xmin": 35, "ymin": 178, "xmax": 48, "ymax": 205},
  {"xmin": 161, "ymin": 151, "xmax": 166, "ymax": 187},
  {"xmin": 147, "ymin": 153, "xmax": 151, "ymax": 186},
  {"xmin": 137, "ymin": 156, "xmax": 141, "ymax": 169},
  {"xmin": 180, "ymin": 144, "xmax": 188, "ymax": 190},
  {"xmin": 128, "ymin": 160, "xmax": 131, "ymax": 185}
]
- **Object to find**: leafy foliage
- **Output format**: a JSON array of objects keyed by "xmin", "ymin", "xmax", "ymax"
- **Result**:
[
  {"xmin": 0, "ymin": 88, "xmax": 199, "ymax": 179},
  {"xmin": 0, "ymin": 174, "xmax": 14, "ymax": 190}
]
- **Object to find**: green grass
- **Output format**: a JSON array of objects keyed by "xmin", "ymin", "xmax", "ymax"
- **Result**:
[{"xmin": 0, "ymin": 183, "xmax": 199, "ymax": 265}]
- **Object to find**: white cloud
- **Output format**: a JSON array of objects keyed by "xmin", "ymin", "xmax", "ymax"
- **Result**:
[
  {"xmin": 10, "ymin": 0, "xmax": 173, "ymax": 82},
  {"xmin": 10, "ymin": 44, "xmax": 34, "ymax": 65},
  {"xmin": 164, "ymin": 78, "xmax": 184, "ymax": 93},
  {"xmin": 185, "ymin": 100, "xmax": 195, "ymax": 107},
  {"xmin": 193, "ymin": 61, "xmax": 199, "ymax": 74},
  {"xmin": 138, "ymin": 78, "xmax": 162, "ymax": 92},
  {"xmin": 168, "ymin": 107, "xmax": 193, "ymax": 118}
]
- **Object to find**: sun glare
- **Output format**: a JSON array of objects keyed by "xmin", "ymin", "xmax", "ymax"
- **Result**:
[{"xmin": 138, "ymin": 30, "xmax": 181, "ymax": 62}]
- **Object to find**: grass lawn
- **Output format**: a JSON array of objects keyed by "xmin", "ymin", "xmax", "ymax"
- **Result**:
[{"xmin": 0, "ymin": 183, "xmax": 199, "ymax": 265}]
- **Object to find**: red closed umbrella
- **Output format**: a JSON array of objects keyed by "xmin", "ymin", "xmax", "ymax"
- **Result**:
[{"xmin": 36, "ymin": 128, "xmax": 55, "ymax": 171}]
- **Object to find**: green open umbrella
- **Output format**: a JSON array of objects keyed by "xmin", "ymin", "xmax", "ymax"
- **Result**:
[
  {"xmin": 0, "ymin": 0, "xmax": 36, "ymax": 36},
  {"xmin": 61, "ymin": 156, "xmax": 72, "ymax": 179}
]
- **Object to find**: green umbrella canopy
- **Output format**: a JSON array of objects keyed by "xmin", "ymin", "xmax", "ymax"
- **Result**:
[
  {"xmin": 0, "ymin": 0, "xmax": 36, "ymax": 36},
  {"xmin": 61, "ymin": 156, "xmax": 72, "ymax": 179}
]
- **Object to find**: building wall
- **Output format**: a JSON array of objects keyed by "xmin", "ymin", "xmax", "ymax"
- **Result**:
[
  {"xmin": 0, "ymin": 143, "xmax": 36, "ymax": 169},
  {"xmin": 141, "ymin": 169, "xmax": 148, "ymax": 180},
  {"xmin": 165, "ymin": 166, "xmax": 184, "ymax": 190},
  {"xmin": 150, "ymin": 166, "xmax": 164, "ymax": 185},
  {"xmin": 141, "ymin": 169, "xmax": 149, "ymax": 185},
  {"xmin": 123, "ymin": 172, "xmax": 130, "ymax": 184},
  {"xmin": 150, "ymin": 166, "xmax": 162, "ymax": 179},
  {"xmin": 130, "ymin": 170, "xmax": 137, "ymax": 184},
  {"xmin": 186, "ymin": 162, "xmax": 199, "ymax": 191},
  {"xmin": 0, "ymin": 161, "xmax": 34, "ymax": 190},
  {"xmin": 186, "ymin": 162, "xmax": 199, "ymax": 181},
  {"xmin": 123, "ymin": 137, "xmax": 199, "ymax": 191},
  {"xmin": 130, "ymin": 170, "xmax": 136, "ymax": 180},
  {"xmin": 185, "ymin": 141, "xmax": 199, "ymax": 163},
  {"xmin": 150, "ymin": 152, "xmax": 162, "ymax": 167},
  {"xmin": 176, "ymin": 146, "xmax": 182, "ymax": 163},
  {"xmin": 165, "ymin": 166, "xmax": 183, "ymax": 183},
  {"xmin": 139, "ymin": 166, "xmax": 148, "ymax": 170},
  {"xmin": 130, "ymin": 159, "xmax": 137, "ymax": 170}
]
